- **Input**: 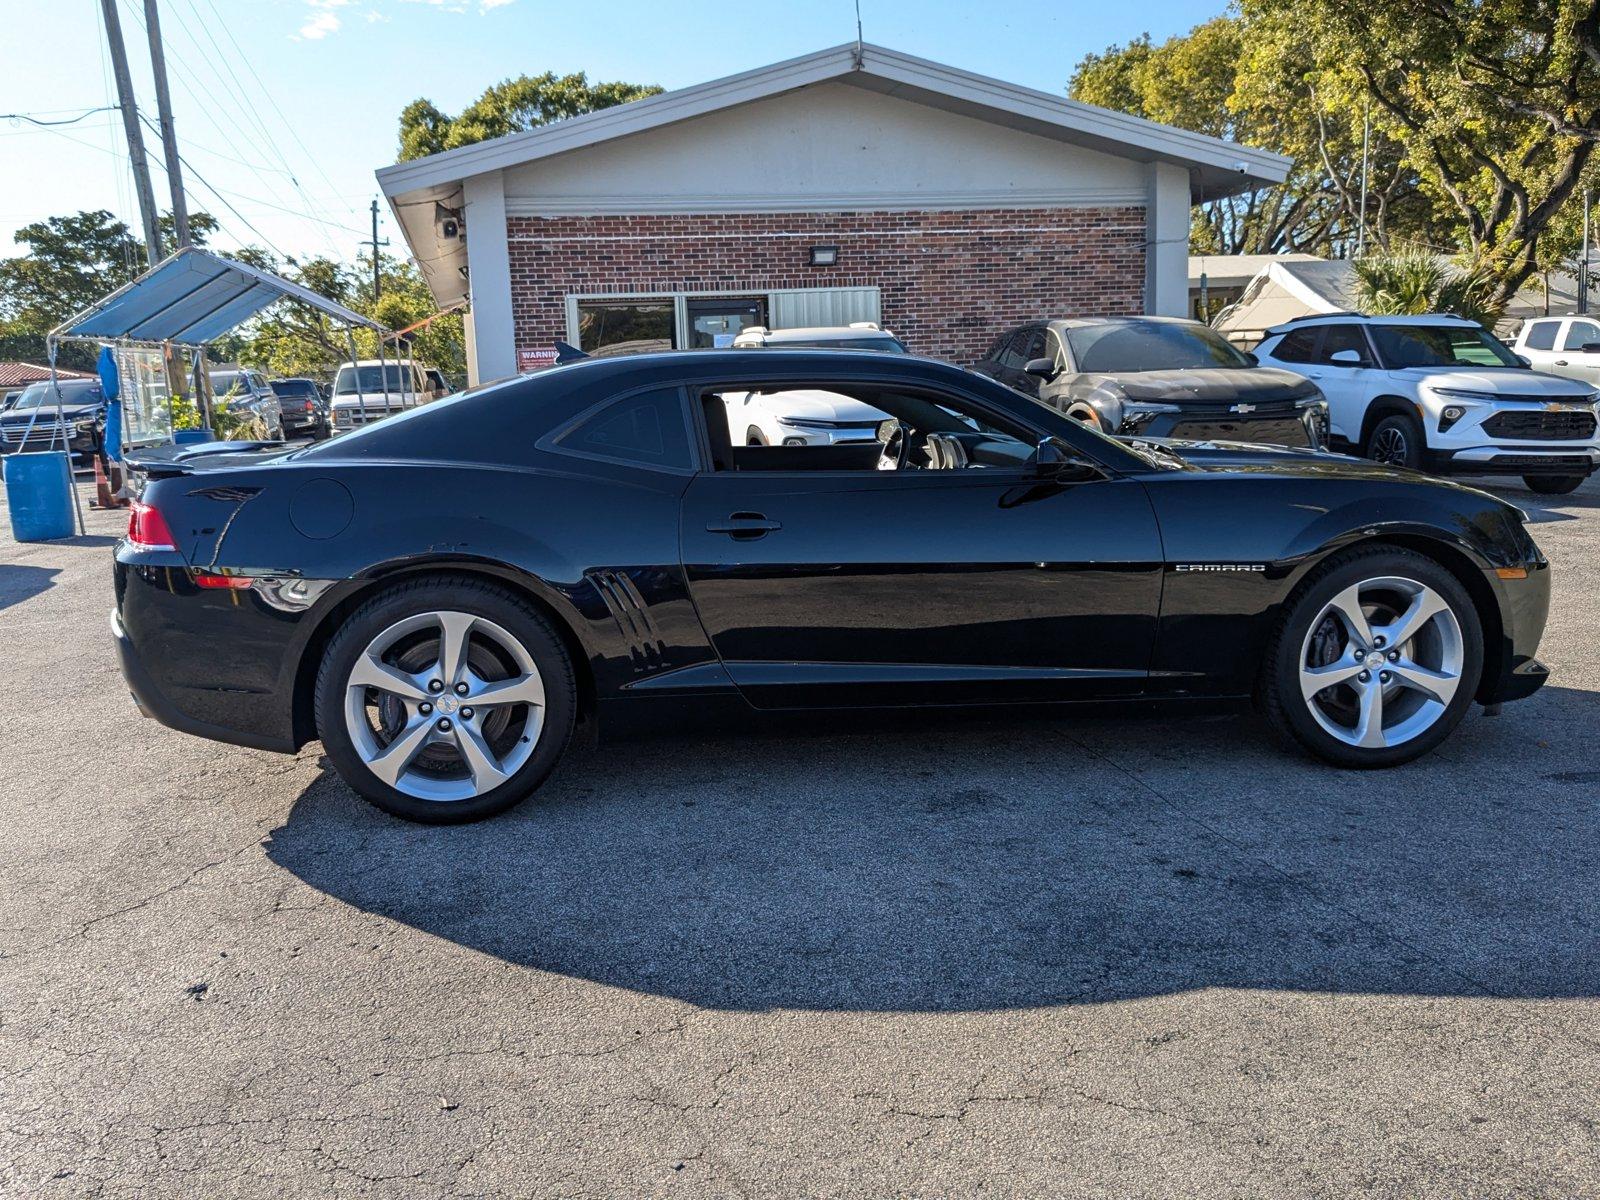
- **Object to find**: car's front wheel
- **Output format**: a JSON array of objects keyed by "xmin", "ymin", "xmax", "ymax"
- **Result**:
[
  {"xmin": 1364, "ymin": 414, "xmax": 1423, "ymax": 469},
  {"xmin": 1522, "ymin": 473, "xmax": 1586, "ymax": 495},
  {"xmin": 315, "ymin": 578, "xmax": 576, "ymax": 822},
  {"xmin": 1260, "ymin": 547, "xmax": 1482, "ymax": 768}
]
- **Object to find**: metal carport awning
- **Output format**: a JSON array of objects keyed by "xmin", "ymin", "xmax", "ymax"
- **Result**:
[{"xmin": 50, "ymin": 245, "xmax": 383, "ymax": 347}]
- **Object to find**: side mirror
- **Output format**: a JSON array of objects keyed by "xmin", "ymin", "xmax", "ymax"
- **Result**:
[
  {"xmin": 1516, "ymin": 354, "xmax": 1532, "ymax": 368},
  {"xmin": 1030, "ymin": 436, "xmax": 1098, "ymax": 480},
  {"xmin": 1329, "ymin": 349, "xmax": 1364, "ymax": 365},
  {"xmin": 1023, "ymin": 357, "xmax": 1060, "ymax": 381},
  {"xmin": 1243, "ymin": 351, "xmax": 1260, "ymax": 366}
]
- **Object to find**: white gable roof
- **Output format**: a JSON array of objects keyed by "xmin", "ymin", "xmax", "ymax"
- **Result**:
[{"xmin": 378, "ymin": 43, "xmax": 1290, "ymax": 202}]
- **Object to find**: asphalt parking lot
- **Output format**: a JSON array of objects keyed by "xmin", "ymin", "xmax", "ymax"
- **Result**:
[{"xmin": 1, "ymin": 470, "xmax": 1598, "ymax": 1198}]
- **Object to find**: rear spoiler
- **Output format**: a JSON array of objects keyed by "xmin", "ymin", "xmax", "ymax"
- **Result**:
[{"xmin": 124, "ymin": 439, "xmax": 285, "ymax": 479}]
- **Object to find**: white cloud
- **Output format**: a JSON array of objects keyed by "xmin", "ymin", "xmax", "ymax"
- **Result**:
[
  {"xmin": 480, "ymin": 0, "xmax": 516, "ymax": 9},
  {"xmin": 296, "ymin": 10, "xmax": 341, "ymax": 38}
]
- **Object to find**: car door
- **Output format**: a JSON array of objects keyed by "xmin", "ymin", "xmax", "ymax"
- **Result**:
[
  {"xmin": 679, "ymin": 378, "xmax": 1164, "ymax": 709},
  {"xmin": 1296, "ymin": 324, "xmax": 1384, "ymax": 446},
  {"xmin": 1516, "ymin": 317, "xmax": 1562, "ymax": 373},
  {"xmin": 1549, "ymin": 318, "xmax": 1600, "ymax": 385}
]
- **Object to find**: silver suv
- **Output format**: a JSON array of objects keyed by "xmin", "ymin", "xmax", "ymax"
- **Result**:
[{"xmin": 1255, "ymin": 314, "xmax": 1599, "ymax": 494}]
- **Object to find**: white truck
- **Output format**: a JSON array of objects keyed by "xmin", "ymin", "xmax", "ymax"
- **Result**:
[{"xmin": 330, "ymin": 360, "xmax": 451, "ymax": 433}]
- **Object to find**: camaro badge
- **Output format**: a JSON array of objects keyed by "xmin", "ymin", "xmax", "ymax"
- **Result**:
[{"xmin": 1174, "ymin": 563, "xmax": 1267, "ymax": 572}]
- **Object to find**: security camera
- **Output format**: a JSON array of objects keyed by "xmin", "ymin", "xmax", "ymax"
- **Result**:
[{"xmin": 441, "ymin": 217, "xmax": 460, "ymax": 240}]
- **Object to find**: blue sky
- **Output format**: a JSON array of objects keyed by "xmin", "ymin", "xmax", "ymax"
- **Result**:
[{"xmin": 2, "ymin": 0, "xmax": 1226, "ymax": 263}]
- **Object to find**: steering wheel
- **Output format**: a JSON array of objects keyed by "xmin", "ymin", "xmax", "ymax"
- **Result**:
[{"xmin": 876, "ymin": 419, "xmax": 913, "ymax": 471}]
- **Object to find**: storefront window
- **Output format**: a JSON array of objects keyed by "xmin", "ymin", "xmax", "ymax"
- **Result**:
[{"xmin": 576, "ymin": 299, "xmax": 674, "ymax": 357}]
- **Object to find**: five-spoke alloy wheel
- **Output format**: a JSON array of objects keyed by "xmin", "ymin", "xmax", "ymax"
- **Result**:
[
  {"xmin": 1263, "ymin": 547, "xmax": 1482, "ymax": 768},
  {"xmin": 316, "ymin": 579, "xmax": 576, "ymax": 822}
]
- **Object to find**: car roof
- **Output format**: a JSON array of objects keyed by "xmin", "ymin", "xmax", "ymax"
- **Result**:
[
  {"xmin": 1264, "ymin": 313, "xmax": 1481, "ymax": 335},
  {"xmin": 735, "ymin": 325, "xmax": 897, "ymax": 342},
  {"xmin": 1044, "ymin": 316, "xmax": 1205, "ymax": 331}
]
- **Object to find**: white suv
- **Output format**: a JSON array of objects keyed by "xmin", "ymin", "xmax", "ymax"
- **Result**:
[
  {"xmin": 1255, "ymin": 314, "xmax": 1599, "ymax": 494},
  {"xmin": 723, "ymin": 324, "xmax": 906, "ymax": 446},
  {"xmin": 1511, "ymin": 315, "xmax": 1600, "ymax": 386}
]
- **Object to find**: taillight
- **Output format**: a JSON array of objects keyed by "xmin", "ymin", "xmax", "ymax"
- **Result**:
[
  {"xmin": 127, "ymin": 499, "xmax": 177, "ymax": 552},
  {"xmin": 193, "ymin": 572, "xmax": 252, "ymax": 589}
]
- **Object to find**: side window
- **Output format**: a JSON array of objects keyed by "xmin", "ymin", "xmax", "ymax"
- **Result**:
[
  {"xmin": 1523, "ymin": 320, "xmax": 1558, "ymax": 351},
  {"xmin": 981, "ymin": 333, "xmax": 1009, "ymax": 363},
  {"xmin": 701, "ymin": 381, "xmax": 1043, "ymax": 475},
  {"xmin": 1315, "ymin": 325, "xmax": 1373, "ymax": 366},
  {"xmin": 1019, "ymin": 328, "xmax": 1048, "ymax": 363},
  {"xmin": 997, "ymin": 329, "xmax": 1031, "ymax": 370},
  {"xmin": 1270, "ymin": 327, "xmax": 1321, "ymax": 363},
  {"xmin": 1561, "ymin": 320, "xmax": 1600, "ymax": 351},
  {"xmin": 556, "ymin": 387, "xmax": 693, "ymax": 471}
]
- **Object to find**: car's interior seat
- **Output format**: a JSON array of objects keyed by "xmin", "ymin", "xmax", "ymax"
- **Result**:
[{"xmin": 701, "ymin": 394, "xmax": 734, "ymax": 471}]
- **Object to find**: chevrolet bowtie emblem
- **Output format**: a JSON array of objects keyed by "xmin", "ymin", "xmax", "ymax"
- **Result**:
[{"xmin": 1231, "ymin": 403, "xmax": 1256, "ymax": 414}]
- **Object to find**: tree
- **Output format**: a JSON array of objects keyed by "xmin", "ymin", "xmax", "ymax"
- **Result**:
[
  {"xmin": 1240, "ymin": 0, "xmax": 1600, "ymax": 306},
  {"xmin": 0, "ymin": 209, "xmax": 218, "ymax": 369},
  {"xmin": 1070, "ymin": 18, "xmax": 1432, "ymax": 257},
  {"xmin": 398, "ymin": 72, "xmax": 663, "ymax": 160},
  {"xmin": 1352, "ymin": 250, "xmax": 1507, "ymax": 327},
  {"xmin": 221, "ymin": 251, "xmax": 465, "ymax": 383}
]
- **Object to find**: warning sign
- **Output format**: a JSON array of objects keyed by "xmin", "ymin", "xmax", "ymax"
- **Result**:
[{"xmin": 517, "ymin": 347, "xmax": 558, "ymax": 373}]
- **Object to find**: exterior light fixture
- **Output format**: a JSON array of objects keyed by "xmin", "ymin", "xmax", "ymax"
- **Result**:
[{"xmin": 809, "ymin": 245, "xmax": 839, "ymax": 267}]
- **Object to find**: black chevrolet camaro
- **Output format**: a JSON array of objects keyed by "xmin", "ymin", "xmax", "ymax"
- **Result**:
[{"xmin": 114, "ymin": 350, "xmax": 1551, "ymax": 823}]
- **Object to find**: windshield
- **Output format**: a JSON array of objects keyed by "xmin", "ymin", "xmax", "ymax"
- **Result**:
[
  {"xmin": 1065, "ymin": 321, "xmax": 1252, "ymax": 373},
  {"xmin": 334, "ymin": 365, "xmax": 415, "ymax": 395},
  {"xmin": 1368, "ymin": 324, "xmax": 1522, "ymax": 368},
  {"xmin": 209, "ymin": 372, "xmax": 252, "ymax": 396},
  {"xmin": 12, "ymin": 381, "xmax": 101, "ymax": 409}
]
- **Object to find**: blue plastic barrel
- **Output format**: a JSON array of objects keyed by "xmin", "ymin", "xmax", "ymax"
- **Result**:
[
  {"xmin": 3, "ymin": 451, "xmax": 76, "ymax": 542},
  {"xmin": 173, "ymin": 429, "xmax": 214, "ymax": 446}
]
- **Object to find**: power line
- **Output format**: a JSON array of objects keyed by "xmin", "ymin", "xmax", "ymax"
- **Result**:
[{"xmin": 0, "ymin": 106, "xmax": 120, "ymax": 127}]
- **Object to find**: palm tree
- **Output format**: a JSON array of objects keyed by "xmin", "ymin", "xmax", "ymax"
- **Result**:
[{"xmin": 1353, "ymin": 250, "xmax": 1506, "ymax": 328}]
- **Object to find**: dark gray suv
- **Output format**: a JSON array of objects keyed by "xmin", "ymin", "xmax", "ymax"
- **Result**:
[{"xmin": 973, "ymin": 317, "xmax": 1329, "ymax": 449}]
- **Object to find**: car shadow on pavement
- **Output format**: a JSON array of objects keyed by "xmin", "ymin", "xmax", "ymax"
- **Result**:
[
  {"xmin": 266, "ymin": 684, "xmax": 1600, "ymax": 1012},
  {"xmin": 0, "ymin": 564, "xmax": 61, "ymax": 612}
]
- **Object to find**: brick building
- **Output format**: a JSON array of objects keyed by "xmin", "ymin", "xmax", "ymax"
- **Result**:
[{"xmin": 379, "ymin": 44, "xmax": 1288, "ymax": 385}]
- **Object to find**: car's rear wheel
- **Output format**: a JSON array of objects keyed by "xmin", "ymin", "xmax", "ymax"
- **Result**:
[
  {"xmin": 1522, "ymin": 473, "xmax": 1585, "ymax": 495},
  {"xmin": 315, "ymin": 578, "xmax": 576, "ymax": 823},
  {"xmin": 1260, "ymin": 547, "xmax": 1482, "ymax": 768},
  {"xmin": 1364, "ymin": 414, "xmax": 1423, "ymax": 469},
  {"xmin": 746, "ymin": 427, "xmax": 768, "ymax": 446}
]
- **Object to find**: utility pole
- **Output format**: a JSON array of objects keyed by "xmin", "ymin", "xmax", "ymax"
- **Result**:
[
  {"xmin": 143, "ymin": 0, "xmax": 189, "ymax": 249},
  {"xmin": 1582, "ymin": 189, "xmax": 1591, "ymax": 317},
  {"xmin": 1356, "ymin": 96, "xmax": 1371, "ymax": 259},
  {"xmin": 363, "ymin": 199, "xmax": 390, "ymax": 301},
  {"xmin": 99, "ymin": 0, "xmax": 162, "ymax": 265}
]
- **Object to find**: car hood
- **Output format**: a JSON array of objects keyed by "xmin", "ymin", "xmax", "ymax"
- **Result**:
[
  {"xmin": 1131, "ymin": 436, "xmax": 1447, "ymax": 482},
  {"xmin": 1390, "ymin": 366, "xmax": 1595, "ymax": 397},
  {"xmin": 1, "ymin": 402, "xmax": 101, "ymax": 422},
  {"xmin": 758, "ymin": 388, "xmax": 887, "ymax": 423},
  {"xmin": 1076, "ymin": 367, "xmax": 1319, "ymax": 404}
]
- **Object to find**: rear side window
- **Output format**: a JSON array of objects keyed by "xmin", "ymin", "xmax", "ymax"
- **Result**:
[
  {"xmin": 556, "ymin": 387, "xmax": 693, "ymax": 471},
  {"xmin": 1523, "ymin": 320, "xmax": 1558, "ymax": 351},
  {"xmin": 1271, "ymin": 327, "xmax": 1321, "ymax": 362}
]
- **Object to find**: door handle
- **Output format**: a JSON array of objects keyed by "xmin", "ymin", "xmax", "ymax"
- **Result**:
[
  {"xmin": 1306, "ymin": 372, "xmax": 1323, "ymax": 379},
  {"xmin": 1555, "ymin": 359, "xmax": 1569, "ymax": 366},
  {"xmin": 706, "ymin": 512, "xmax": 782, "ymax": 539}
]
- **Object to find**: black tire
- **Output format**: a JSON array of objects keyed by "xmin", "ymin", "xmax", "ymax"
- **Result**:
[
  {"xmin": 746, "ymin": 427, "xmax": 768, "ymax": 446},
  {"xmin": 1259, "ymin": 545, "xmax": 1483, "ymax": 769},
  {"xmin": 1363, "ymin": 413, "xmax": 1424, "ymax": 469},
  {"xmin": 1522, "ymin": 474, "xmax": 1585, "ymax": 495},
  {"xmin": 314, "ymin": 577, "xmax": 577, "ymax": 823}
]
